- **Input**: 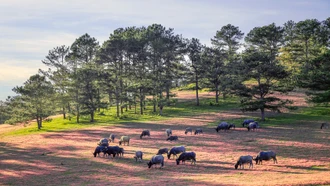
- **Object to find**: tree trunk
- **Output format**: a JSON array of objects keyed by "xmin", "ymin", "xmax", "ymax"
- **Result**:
[
  {"xmin": 215, "ymin": 84, "xmax": 219, "ymax": 103},
  {"xmin": 195, "ymin": 74, "xmax": 200, "ymax": 106},
  {"xmin": 62, "ymin": 107, "xmax": 66, "ymax": 119},
  {"xmin": 108, "ymin": 92, "xmax": 112, "ymax": 106},
  {"xmin": 76, "ymin": 89, "xmax": 80, "ymax": 123},
  {"xmin": 153, "ymin": 96, "xmax": 157, "ymax": 112},
  {"xmin": 97, "ymin": 88, "xmax": 100, "ymax": 112},
  {"xmin": 153, "ymin": 102, "xmax": 156, "ymax": 112},
  {"xmin": 305, "ymin": 39, "xmax": 309, "ymax": 61},
  {"xmin": 37, "ymin": 116, "xmax": 41, "ymax": 130},
  {"xmin": 40, "ymin": 116, "xmax": 42, "ymax": 128},
  {"xmin": 116, "ymin": 98, "xmax": 120, "ymax": 117},
  {"xmin": 76, "ymin": 104, "xmax": 80, "ymax": 123},
  {"xmin": 166, "ymin": 88, "xmax": 170, "ymax": 100},
  {"xmin": 159, "ymin": 106, "xmax": 163, "ymax": 116},
  {"xmin": 135, "ymin": 102, "xmax": 137, "ymax": 114},
  {"xmin": 67, "ymin": 102, "xmax": 71, "ymax": 113},
  {"xmin": 139, "ymin": 88, "xmax": 143, "ymax": 115},
  {"xmin": 261, "ymin": 108, "xmax": 265, "ymax": 121},
  {"xmin": 90, "ymin": 111, "xmax": 94, "ymax": 122}
]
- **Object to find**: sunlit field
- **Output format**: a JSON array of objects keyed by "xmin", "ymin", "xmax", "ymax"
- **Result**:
[{"xmin": 1, "ymin": 91, "xmax": 329, "ymax": 186}]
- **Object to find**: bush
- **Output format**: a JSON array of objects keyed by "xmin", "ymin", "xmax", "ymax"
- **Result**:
[
  {"xmin": 44, "ymin": 118, "xmax": 53, "ymax": 122},
  {"xmin": 209, "ymin": 101, "xmax": 221, "ymax": 106},
  {"xmin": 178, "ymin": 83, "xmax": 196, "ymax": 91}
]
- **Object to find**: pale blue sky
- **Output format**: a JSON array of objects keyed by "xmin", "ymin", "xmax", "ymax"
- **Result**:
[{"xmin": 0, "ymin": 0, "xmax": 329, "ymax": 101}]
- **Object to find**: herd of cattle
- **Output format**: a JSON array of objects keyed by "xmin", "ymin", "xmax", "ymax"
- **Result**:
[{"xmin": 92, "ymin": 119, "xmax": 328, "ymax": 169}]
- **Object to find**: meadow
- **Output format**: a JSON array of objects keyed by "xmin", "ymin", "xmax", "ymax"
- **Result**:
[{"xmin": 0, "ymin": 90, "xmax": 329, "ymax": 186}]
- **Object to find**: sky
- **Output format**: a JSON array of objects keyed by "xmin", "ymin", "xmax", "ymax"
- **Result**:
[{"xmin": 0, "ymin": 0, "xmax": 329, "ymax": 101}]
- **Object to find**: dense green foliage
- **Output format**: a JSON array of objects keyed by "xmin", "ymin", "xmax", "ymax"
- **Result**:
[
  {"xmin": 1, "ymin": 17, "xmax": 330, "ymax": 128},
  {"xmin": 2, "ymin": 92, "xmax": 330, "ymax": 137},
  {"xmin": 11, "ymin": 74, "xmax": 55, "ymax": 129}
]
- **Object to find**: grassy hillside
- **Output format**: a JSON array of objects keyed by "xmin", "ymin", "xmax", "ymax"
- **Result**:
[
  {"xmin": 2, "ymin": 90, "xmax": 330, "ymax": 136},
  {"xmin": 0, "ymin": 90, "xmax": 330, "ymax": 186}
]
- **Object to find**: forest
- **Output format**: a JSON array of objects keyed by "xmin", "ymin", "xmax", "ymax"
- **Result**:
[{"xmin": 0, "ymin": 18, "xmax": 329, "ymax": 129}]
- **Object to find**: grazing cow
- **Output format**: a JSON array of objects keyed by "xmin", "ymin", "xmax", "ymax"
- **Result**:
[
  {"xmin": 247, "ymin": 122, "xmax": 259, "ymax": 131},
  {"xmin": 255, "ymin": 151, "xmax": 277, "ymax": 165},
  {"xmin": 97, "ymin": 138, "xmax": 109, "ymax": 147},
  {"xmin": 134, "ymin": 151, "xmax": 143, "ymax": 162},
  {"xmin": 194, "ymin": 128, "xmax": 203, "ymax": 135},
  {"xmin": 140, "ymin": 130, "xmax": 150, "ymax": 139},
  {"xmin": 165, "ymin": 129, "xmax": 172, "ymax": 137},
  {"xmin": 167, "ymin": 146, "xmax": 186, "ymax": 159},
  {"xmin": 176, "ymin": 152, "xmax": 196, "ymax": 165},
  {"xmin": 157, "ymin": 148, "xmax": 169, "ymax": 155},
  {"xmin": 105, "ymin": 146, "xmax": 121, "ymax": 158},
  {"xmin": 235, "ymin": 155, "xmax": 253, "ymax": 169},
  {"xmin": 119, "ymin": 136, "xmax": 130, "ymax": 146},
  {"xmin": 215, "ymin": 122, "xmax": 235, "ymax": 132},
  {"xmin": 166, "ymin": 136, "xmax": 178, "ymax": 141},
  {"xmin": 242, "ymin": 119, "xmax": 255, "ymax": 127},
  {"xmin": 185, "ymin": 127, "xmax": 193, "ymax": 135},
  {"xmin": 109, "ymin": 133, "xmax": 115, "ymax": 143},
  {"xmin": 321, "ymin": 123, "xmax": 329, "ymax": 129},
  {"xmin": 117, "ymin": 147, "xmax": 124, "ymax": 157},
  {"xmin": 93, "ymin": 146, "xmax": 108, "ymax": 157},
  {"xmin": 147, "ymin": 155, "xmax": 164, "ymax": 169}
]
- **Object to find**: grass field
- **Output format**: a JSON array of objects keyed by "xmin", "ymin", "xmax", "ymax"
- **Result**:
[{"xmin": 0, "ymin": 90, "xmax": 330, "ymax": 186}]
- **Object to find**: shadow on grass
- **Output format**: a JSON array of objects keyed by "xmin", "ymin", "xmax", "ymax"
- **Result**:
[
  {"xmin": 0, "ymin": 142, "xmax": 240, "ymax": 186},
  {"xmin": 276, "ymin": 165, "xmax": 330, "ymax": 172},
  {"xmin": 38, "ymin": 119, "xmax": 330, "ymax": 162}
]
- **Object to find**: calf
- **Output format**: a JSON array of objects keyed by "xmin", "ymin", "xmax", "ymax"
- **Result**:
[
  {"xmin": 176, "ymin": 152, "xmax": 196, "ymax": 165},
  {"xmin": 235, "ymin": 155, "xmax": 253, "ymax": 169},
  {"xmin": 165, "ymin": 129, "xmax": 172, "ymax": 137},
  {"xmin": 97, "ymin": 138, "xmax": 109, "ymax": 147},
  {"xmin": 255, "ymin": 151, "xmax": 277, "ymax": 165},
  {"xmin": 140, "ymin": 130, "xmax": 150, "ymax": 139},
  {"xmin": 119, "ymin": 136, "xmax": 130, "ymax": 146},
  {"xmin": 247, "ymin": 122, "xmax": 259, "ymax": 131},
  {"xmin": 185, "ymin": 127, "xmax": 192, "ymax": 135},
  {"xmin": 166, "ymin": 136, "xmax": 178, "ymax": 141},
  {"xmin": 147, "ymin": 155, "xmax": 164, "ymax": 168},
  {"xmin": 157, "ymin": 148, "xmax": 169, "ymax": 155},
  {"xmin": 134, "ymin": 151, "xmax": 143, "ymax": 162},
  {"xmin": 242, "ymin": 119, "xmax": 255, "ymax": 127},
  {"xmin": 109, "ymin": 133, "xmax": 115, "ymax": 143},
  {"xmin": 194, "ymin": 128, "xmax": 203, "ymax": 135},
  {"xmin": 167, "ymin": 146, "xmax": 186, "ymax": 159},
  {"xmin": 321, "ymin": 123, "xmax": 329, "ymax": 129}
]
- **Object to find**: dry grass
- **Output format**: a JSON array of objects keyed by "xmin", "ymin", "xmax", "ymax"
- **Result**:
[{"xmin": 0, "ymin": 91, "xmax": 330, "ymax": 186}]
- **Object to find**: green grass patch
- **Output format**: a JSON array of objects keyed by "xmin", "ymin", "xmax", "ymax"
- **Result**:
[
  {"xmin": 3, "ymin": 90, "xmax": 330, "ymax": 137},
  {"xmin": 262, "ymin": 106, "xmax": 330, "ymax": 127},
  {"xmin": 165, "ymin": 97, "xmax": 239, "ymax": 118},
  {"xmin": 309, "ymin": 165, "xmax": 328, "ymax": 171}
]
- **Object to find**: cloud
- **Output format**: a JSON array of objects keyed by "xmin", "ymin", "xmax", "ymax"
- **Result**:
[
  {"xmin": 0, "ymin": 26, "xmax": 78, "ymax": 61},
  {"xmin": 0, "ymin": 0, "xmax": 329, "ymax": 101},
  {"xmin": 0, "ymin": 59, "xmax": 44, "ymax": 84}
]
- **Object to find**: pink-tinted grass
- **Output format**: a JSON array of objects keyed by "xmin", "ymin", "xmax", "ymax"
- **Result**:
[{"xmin": 0, "ymin": 92, "xmax": 329, "ymax": 186}]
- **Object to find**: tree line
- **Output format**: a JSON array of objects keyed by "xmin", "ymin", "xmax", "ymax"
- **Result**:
[{"xmin": 1, "ymin": 18, "xmax": 329, "ymax": 129}]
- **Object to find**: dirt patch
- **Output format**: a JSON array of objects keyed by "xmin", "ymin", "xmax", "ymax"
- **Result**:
[{"xmin": 1, "ymin": 91, "xmax": 329, "ymax": 186}]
